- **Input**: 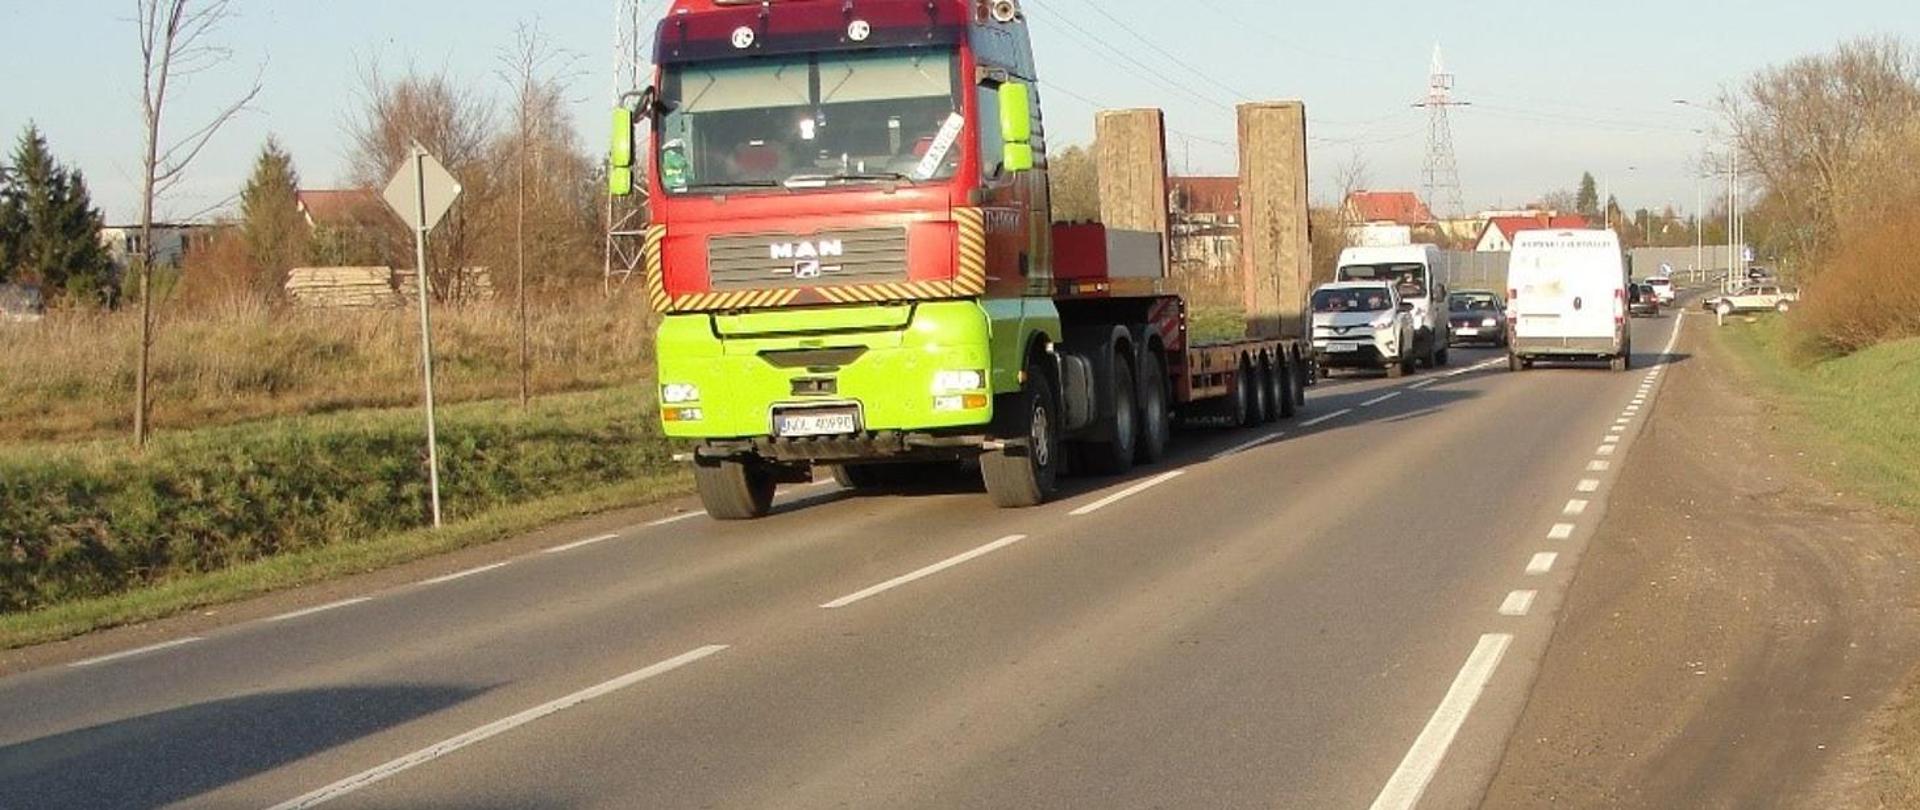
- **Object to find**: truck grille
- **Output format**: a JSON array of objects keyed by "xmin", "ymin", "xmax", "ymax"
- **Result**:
[{"xmin": 706, "ymin": 228, "xmax": 909, "ymax": 292}]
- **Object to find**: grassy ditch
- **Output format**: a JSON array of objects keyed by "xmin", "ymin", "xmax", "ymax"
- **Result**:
[
  {"xmin": 1714, "ymin": 319, "xmax": 1920, "ymax": 518},
  {"xmin": 0, "ymin": 385, "xmax": 688, "ymax": 646}
]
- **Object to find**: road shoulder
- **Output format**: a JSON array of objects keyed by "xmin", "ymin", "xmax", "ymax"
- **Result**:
[{"xmin": 1480, "ymin": 316, "xmax": 1920, "ymax": 808}]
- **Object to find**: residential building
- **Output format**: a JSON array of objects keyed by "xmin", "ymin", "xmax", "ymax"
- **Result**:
[{"xmin": 1475, "ymin": 213, "xmax": 1593, "ymax": 252}]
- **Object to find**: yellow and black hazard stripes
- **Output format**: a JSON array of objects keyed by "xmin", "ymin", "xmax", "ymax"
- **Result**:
[
  {"xmin": 814, "ymin": 280, "xmax": 958, "ymax": 304},
  {"xmin": 669, "ymin": 289, "xmax": 802, "ymax": 312},
  {"xmin": 644, "ymin": 224, "xmax": 670, "ymax": 312},
  {"xmin": 953, "ymin": 207, "xmax": 988, "ymax": 296}
]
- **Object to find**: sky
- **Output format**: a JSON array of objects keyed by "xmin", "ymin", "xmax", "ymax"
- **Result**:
[{"xmin": 3, "ymin": 0, "xmax": 1917, "ymax": 224}]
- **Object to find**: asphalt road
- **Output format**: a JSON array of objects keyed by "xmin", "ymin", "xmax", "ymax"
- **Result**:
[{"xmin": 0, "ymin": 313, "xmax": 1687, "ymax": 810}]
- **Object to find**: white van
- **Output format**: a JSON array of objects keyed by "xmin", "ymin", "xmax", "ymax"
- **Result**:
[
  {"xmin": 1335, "ymin": 244, "xmax": 1451, "ymax": 368},
  {"xmin": 1505, "ymin": 229, "xmax": 1632, "ymax": 372}
]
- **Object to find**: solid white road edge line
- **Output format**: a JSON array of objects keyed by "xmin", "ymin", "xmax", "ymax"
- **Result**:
[
  {"xmin": 1548, "ymin": 523, "xmax": 1576, "ymax": 540},
  {"xmin": 1211, "ymin": 431, "xmax": 1286, "ymax": 460},
  {"xmin": 266, "ymin": 598, "xmax": 373, "ymax": 624},
  {"xmin": 1564, "ymin": 499, "xmax": 1589, "ymax": 515},
  {"xmin": 1368, "ymin": 633, "xmax": 1514, "ymax": 810},
  {"xmin": 821, "ymin": 535, "xmax": 1027, "ymax": 609},
  {"xmin": 67, "ymin": 637, "xmax": 205, "ymax": 669},
  {"xmin": 1499, "ymin": 590, "xmax": 1538, "ymax": 616},
  {"xmin": 1069, "ymin": 471, "xmax": 1186, "ymax": 516},
  {"xmin": 419, "ymin": 562, "xmax": 510, "ymax": 587},
  {"xmin": 543, "ymin": 533, "xmax": 622, "ymax": 555},
  {"xmin": 1298, "ymin": 408, "xmax": 1354, "ymax": 428},
  {"xmin": 1526, "ymin": 552, "xmax": 1559, "ymax": 575},
  {"xmin": 1361, "ymin": 391, "xmax": 1403, "ymax": 408},
  {"xmin": 265, "ymin": 645, "xmax": 730, "ymax": 810}
]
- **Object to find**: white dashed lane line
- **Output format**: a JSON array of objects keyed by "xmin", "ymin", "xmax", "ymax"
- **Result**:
[
  {"xmin": 645, "ymin": 512, "xmax": 702, "ymax": 528},
  {"xmin": 67, "ymin": 637, "xmax": 205, "ymax": 669},
  {"xmin": 266, "ymin": 598, "xmax": 373, "ymax": 624},
  {"xmin": 820, "ymin": 535, "xmax": 1028, "ymax": 609},
  {"xmin": 543, "ymin": 533, "xmax": 621, "ymax": 555},
  {"xmin": 1360, "ymin": 391, "xmax": 1402, "ymax": 408},
  {"xmin": 1070, "ymin": 471, "xmax": 1186, "ymax": 516},
  {"xmin": 1297, "ymin": 408, "xmax": 1354, "ymax": 428},
  {"xmin": 1547, "ymin": 523, "xmax": 1576, "ymax": 540},
  {"xmin": 1211, "ymin": 431, "xmax": 1287, "ymax": 460},
  {"xmin": 419, "ymin": 562, "xmax": 511, "ymax": 587},
  {"xmin": 1587, "ymin": 460, "xmax": 1611, "ymax": 472},
  {"xmin": 1498, "ymin": 590, "xmax": 1538, "ymax": 617},
  {"xmin": 1526, "ymin": 553, "xmax": 1559, "ymax": 575},
  {"xmin": 1577, "ymin": 479, "xmax": 1601, "ymax": 493},
  {"xmin": 1564, "ymin": 499, "xmax": 1589, "ymax": 515}
]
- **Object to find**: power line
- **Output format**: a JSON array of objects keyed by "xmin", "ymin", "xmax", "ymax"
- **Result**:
[
  {"xmin": 1022, "ymin": 0, "xmax": 1238, "ymax": 114},
  {"xmin": 1061, "ymin": 0, "xmax": 1255, "ymax": 102}
]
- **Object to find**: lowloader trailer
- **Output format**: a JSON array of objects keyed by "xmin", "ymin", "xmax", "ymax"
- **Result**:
[{"xmin": 613, "ymin": 0, "xmax": 1315, "ymax": 518}]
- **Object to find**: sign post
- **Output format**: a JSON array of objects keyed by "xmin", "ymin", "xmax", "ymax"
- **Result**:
[{"xmin": 383, "ymin": 143, "xmax": 463, "ymax": 529}]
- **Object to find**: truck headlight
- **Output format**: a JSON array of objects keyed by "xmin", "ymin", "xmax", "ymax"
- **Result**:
[
  {"xmin": 661, "ymin": 383, "xmax": 701, "ymax": 404},
  {"xmin": 932, "ymin": 370, "xmax": 986, "ymax": 395}
]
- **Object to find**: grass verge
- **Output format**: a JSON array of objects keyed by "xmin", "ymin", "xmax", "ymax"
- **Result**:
[
  {"xmin": 1715, "ymin": 318, "xmax": 1920, "ymax": 806},
  {"xmin": 1713, "ymin": 318, "xmax": 1920, "ymax": 518},
  {"xmin": 0, "ymin": 471, "xmax": 689, "ymax": 650}
]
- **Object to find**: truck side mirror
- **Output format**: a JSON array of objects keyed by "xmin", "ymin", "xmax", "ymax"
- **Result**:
[
  {"xmin": 609, "ymin": 106, "xmax": 635, "ymax": 197},
  {"xmin": 1004, "ymin": 143, "xmax": 1034, "ymax": 173},
  {"xmin": 999, "ymin": 82, "xmax": 1034, "ymax": 173}
]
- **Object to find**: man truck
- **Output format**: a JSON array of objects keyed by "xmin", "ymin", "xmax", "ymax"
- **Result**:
[{"xmin": 612, "ymin": 0, "xmax": 1309, "ymax": 519}]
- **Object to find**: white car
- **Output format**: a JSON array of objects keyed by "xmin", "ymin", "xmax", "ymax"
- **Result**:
[
  {"xmin": 1644, "ymin": 276, "xmax": 1675, "ymax": 305},
  {"xmin": 1310, "ymin": 281, "xmax": 1418, "ymax": 378},
  {"xmin": 1335, "ymin": 243, "xmax": 1450, "ymax": 369}
]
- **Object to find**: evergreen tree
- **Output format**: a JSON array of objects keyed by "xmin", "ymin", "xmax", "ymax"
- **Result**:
[
  {"xmin": 0, "ymin": 126, "xmax": 113, "ymax": 305},
  {"xmin": 239, "ymin": 136, "xmax": 307, "ymax": 293},
  {"xmin": 1575, "ymin": 172, "xmax": 1600, "ymax": 219}
]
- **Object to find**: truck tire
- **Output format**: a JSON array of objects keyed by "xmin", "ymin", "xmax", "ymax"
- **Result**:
[
  {"xmin": 1135, "ymin": 351, "xmax": 1171, "ymax": 464},
  {"xmin": 1278, "ymin": 356, "xmax": 1298, "ymax": 418},
  {"xmin": 695, "ymin": 458, "xmax": 776, "ymax": 521},
  {"xmin": 1239, "ymin": 359, "xmax": 1263, "ymax": 428},
  {"xmin": 1079, "ymin": 354, "xmax": 1137, "ymax": 476},
  {"xmin": 1260, "ymin": 358, "xmax": 1283, "ymax": 423},
  {"xmin": 982, "ymin": 362, "xmax": 1061, "ymax": 508}
]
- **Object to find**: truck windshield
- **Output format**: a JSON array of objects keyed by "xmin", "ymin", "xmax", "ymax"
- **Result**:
[
  {"xmin": 1339, "ymin": 263, "xmax": 1429, "ymax": 298},
  {"xmin": 658, "ymin": 48, "xmax": 963, "ymax": 194},
  {"xmin": 1313, "ymin": 288, "xmax": 1393, "ymax": 313}
]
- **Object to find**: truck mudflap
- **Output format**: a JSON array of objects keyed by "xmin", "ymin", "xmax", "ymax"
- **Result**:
[{"xmin": 696, "ymin": 432, "xmax": 994, "ymax": 464}]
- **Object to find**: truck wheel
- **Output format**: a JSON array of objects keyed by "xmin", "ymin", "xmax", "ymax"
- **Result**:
[
  {"xmin": 695, "ymin": 458, "xmax": 776, "ymax": 521},
  {"xmin": 1259, "ymin": 359, "xmax": 1284, "ymax": 423},
  {"xmin": 1079, "ymin": 355, "xmax": 1138, "ymax": 476},
  {"xmin": 1239, "ymin": 359, "xmax": 1263, "ymax": 428},
  {"xmin": 1135, "ymin": 351, "xmax": 1171, "ymax": 464},
  {"xmin": 981, "ymin": 363, "xmax": 1060, "ymax": 508},
  {"xmin": 1277, "ymin": 357, "xmax": 1298, "ymax": 419}
]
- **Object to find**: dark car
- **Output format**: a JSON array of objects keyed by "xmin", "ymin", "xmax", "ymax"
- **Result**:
[
  {"xmin": 1628, "ymin": 283, "xmax": 1660, "ymax": 317},
  {"xmin": 1446, "ymin": 289, "xmax": 1507, "ymax": 347}
]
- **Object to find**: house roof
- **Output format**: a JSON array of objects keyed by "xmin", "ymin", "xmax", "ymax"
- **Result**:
[
  {"xmin": 296, "ymin": 189, "xmax": 387, "ymax": 229},
  {"xmin": 1170, "ymin": 176, "xmax": 1240, "ymax": 216},
  {"xmin": 1346, "ymin": 191, "xmax": 1434, "ymax": 225},
  {"xmin": 1482, "ymin": 213, "xmax": 1593, "ymax": 242}
]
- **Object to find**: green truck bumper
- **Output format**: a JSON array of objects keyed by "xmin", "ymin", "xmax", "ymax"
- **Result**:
[{"xmin": 655, "ymin": 301, "xmax": 997, "ymax": 442}]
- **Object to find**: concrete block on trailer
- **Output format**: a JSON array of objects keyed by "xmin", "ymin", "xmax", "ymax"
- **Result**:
[
  {"xmin": 1095, "ymin": 109, "xmax": 1172, "ymax": 277},
  {"xmin": 1237, "ymin": 101, "xmax": 1312, "ymax": 339}
]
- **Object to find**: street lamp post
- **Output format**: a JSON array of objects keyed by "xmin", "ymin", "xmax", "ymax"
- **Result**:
[{"xmin": 1675, "ymin": 99, "xmax": 1742, "ymax": 290}]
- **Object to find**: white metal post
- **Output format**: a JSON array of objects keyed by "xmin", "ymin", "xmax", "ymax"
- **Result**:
[{"xmin": 413, "ymin": 146, "xmax": 445, "ymax": 529}]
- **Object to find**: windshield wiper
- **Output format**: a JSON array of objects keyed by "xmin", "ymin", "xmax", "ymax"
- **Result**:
[
  {"xmin": 784, "ymin": 171, "xmax": 916, "ymax": 188},
  {"xmin": 683, "ymin": 180, "xmax": 782, "ymax": 191}
]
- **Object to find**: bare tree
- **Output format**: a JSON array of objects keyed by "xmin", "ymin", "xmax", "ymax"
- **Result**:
[
  {"xmin": 497, "ymin": 21, "xmax": 585, "ymax": 408},
  {"xmin": 133, "ymin": 0, "xmax": 262, "ymax": 446},
  {"xmin": 346, "ymin": 62, "xmax": 497, "ymax": 302}
]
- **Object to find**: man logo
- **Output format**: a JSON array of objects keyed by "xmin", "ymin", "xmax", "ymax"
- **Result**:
[{"xmin": 770, "ymin": 240, "xmax": 844, "ymax": 261}]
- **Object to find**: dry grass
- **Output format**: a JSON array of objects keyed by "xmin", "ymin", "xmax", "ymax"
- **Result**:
[{"xmin": 0, "ymin": 289, "xmax": 655, "ymax": 442}]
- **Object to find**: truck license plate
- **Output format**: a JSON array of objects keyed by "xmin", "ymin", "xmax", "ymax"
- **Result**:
[
  {"xmin": 1326, "ymin": 343, "xmax": 1359, "ymax": 353},
  {"xmin": 775, "ymin": 409, "xmax": 859, "ymax": 437},
  {"xmin": 1457, "ymin": 327, "xmax": 1480, "ymax": 336}
]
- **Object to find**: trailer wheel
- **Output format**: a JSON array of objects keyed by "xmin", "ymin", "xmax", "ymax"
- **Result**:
[
  {"xmin": 1240, "ymin": 358, "xmax": 1264, "ymax": 428},
  {"xmin": 1260, "ymin": 358, "xmax": 1284, "ymax": 423},
  {"xmin": 1079, "ymin": 354, "xmax": 1138, "ymax": 476},
  {"xmin": 1277, "ymin": 356, "xmax": 1298, "ymax": 419},
  {"xmin": 695, "ymin": 458, "xmax": 776, "ymax": 520},
  {"xmin": 981, "ymin": 362, "xmax": 1061, "ymax": 508},
  {"xmin": 1135, "ymin": 351, "xmax": 1171, "ymax": 464}
]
